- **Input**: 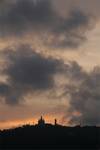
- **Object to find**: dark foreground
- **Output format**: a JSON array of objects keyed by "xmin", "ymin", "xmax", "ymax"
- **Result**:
[{"xmin": 0, "ymin": 124, "xmax": 100, "ymax": 149}]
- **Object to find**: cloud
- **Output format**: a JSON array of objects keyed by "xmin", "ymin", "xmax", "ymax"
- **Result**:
[
  {"xmin": 63, "ymin": 65, "xmax": 100, "ymax": 125},
  {"xmin": 0, "ymin": 45, "xmax": 100, "ymax": 125},
  {"xmin": 0, "ymin": 83, "xmax": 10, "ymax": 96},
  {"xmin": 47, "ymin": 10, "xmax": 92, "ymax": 49},
  {"xmin": 6, "ymin": 45, "xmax": 62, "ymax": 90},
  {"xmin": 62, "ymin": 61, "xmax": 87, "ymax": 81},
  {"xmin": 0, "ymin": 45, "xmax": 88, "ymax": 106},
  {"xmin": 0, "ymin": 0, "xmax": 56, "ymax": 36},
  {"xmin": 0, "ymin": 0, "xmax": 93, "ymax": 49},
  {"xmin": 0, "ymin": 45, "xmax": 63, "ymax": 105},
  {"xmin": 54, "ymin": 0, "xmax": 100, "ymax": 16}
]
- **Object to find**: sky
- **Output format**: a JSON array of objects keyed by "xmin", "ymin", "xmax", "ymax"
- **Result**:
[{"xmin": 0, "ymin": 0, "xmax": 100, "ymax": 129}]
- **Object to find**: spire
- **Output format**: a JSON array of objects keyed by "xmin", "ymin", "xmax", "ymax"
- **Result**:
[{"xmin": 38, "ymin": 116, "xmax": 45, "ymax": 127}]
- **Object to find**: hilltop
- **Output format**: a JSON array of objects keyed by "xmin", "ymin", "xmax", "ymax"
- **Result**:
[{"xmin": 0, "ymin": 116, "xmax": 99, "ymax": 149}]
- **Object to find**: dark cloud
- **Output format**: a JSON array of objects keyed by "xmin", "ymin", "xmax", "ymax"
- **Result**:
[
  {"xmin": 47, "ymin": 10, "xmax": 92, "ymax": 48},
  {"xmin": 63, "ymin": 66, "xmax": 100, "ymax": 125},
  {"xmin": 0, "ymin": 45, "xmax": 63, "ymax": 105},
  {"xmin": 62, "ymin": 61, "xmax": 87, "ymax": 81},
  {"xmin": 0, "ymin": 83, "xmax": 10, "ymax": 96},
  {"xmin": 0, "ymin": 0, "xmax": 56, "ymax": 36},
  {"xmin": 0, "ymin": 83, "xmax": 20, "ymax": 105},
  {"xmin": 0, "ymin": 0, "xmax": 93, "ymax": 48},
  {"xmin": 5, "ymin": 45, "xmax": 61, "ymax": 90}
]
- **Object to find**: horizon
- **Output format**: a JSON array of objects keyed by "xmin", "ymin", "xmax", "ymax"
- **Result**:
[{"xmin": 0, "ymin": 115, "xmax": 98, "ymax": 131}]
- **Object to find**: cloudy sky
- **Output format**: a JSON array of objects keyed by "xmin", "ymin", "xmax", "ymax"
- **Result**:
[{"xmin": 0, "ymin": 0, "xmax": 100, "ymax": 129}]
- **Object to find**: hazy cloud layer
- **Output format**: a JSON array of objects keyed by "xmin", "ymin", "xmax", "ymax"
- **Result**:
[{"xmin": 0, "ymin": 0, "xmax": 94, "ymax": 49}]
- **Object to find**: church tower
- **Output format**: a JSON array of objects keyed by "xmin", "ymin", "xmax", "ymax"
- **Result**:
[
  {"xmin": 54, "ymin": 119, "xmax": 57, "ymax": 126},
  {"xmin": 38, "ymin": 116, "xmax": 45, "ymax": 127}
]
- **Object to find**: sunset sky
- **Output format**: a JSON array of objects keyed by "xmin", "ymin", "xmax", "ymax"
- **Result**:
[{"xmin": 0, "ymin": 0, "xmax": 100, "ymax": 129}]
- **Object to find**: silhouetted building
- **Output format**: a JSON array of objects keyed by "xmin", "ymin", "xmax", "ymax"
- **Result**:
[
  {"xmin": 54, "ymin": 119, "xmax": 57, "ymax": 126},
  {"xmin": 38, "ymin": 116, "xmax": 45, "ymax": 127}
]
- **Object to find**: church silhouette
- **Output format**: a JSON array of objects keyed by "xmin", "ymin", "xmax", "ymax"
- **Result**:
[
  {"xmin": 37, "ymin": 116, "xmax": 58, "ymax": 127},
  {"xmin": 38, "ymin": 116, "xmax": 45, "ymax": 126}
]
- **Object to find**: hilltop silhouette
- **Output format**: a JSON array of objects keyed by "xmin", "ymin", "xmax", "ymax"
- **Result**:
[{"xmin": 0, "ymin": 116, "xmax": 99, "ymax": 149}]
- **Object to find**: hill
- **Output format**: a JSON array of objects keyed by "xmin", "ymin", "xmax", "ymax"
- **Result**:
[{"xmin": 0, "ymin": 124, "xmax": 99, "ymax": 149}]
